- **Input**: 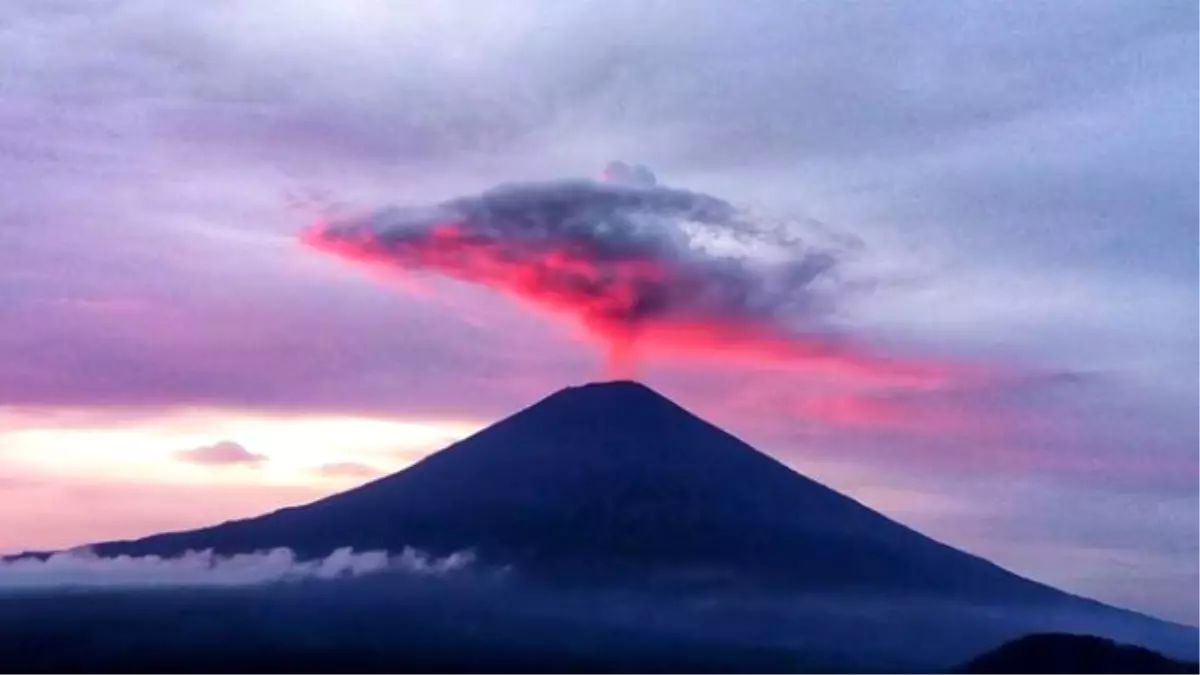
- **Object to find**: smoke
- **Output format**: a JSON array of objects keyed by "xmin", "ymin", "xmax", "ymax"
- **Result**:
[
  {"xmin": 301, "ymin": 165, "xmax": 952, "ymax": 384},
  {"xmin": 0, "ymin": 547, "xmax": 474, "ymax": 589}
]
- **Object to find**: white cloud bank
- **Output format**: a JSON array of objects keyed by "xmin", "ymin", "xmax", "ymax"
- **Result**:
[{"xmin": 0, "ymin": 546, "xmax": 474, "ymax": 589}]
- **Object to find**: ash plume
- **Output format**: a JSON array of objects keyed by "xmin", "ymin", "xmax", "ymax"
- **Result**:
[{"xmin": 301, "ymin": 164, "xmax": 951, "ymax": 384}]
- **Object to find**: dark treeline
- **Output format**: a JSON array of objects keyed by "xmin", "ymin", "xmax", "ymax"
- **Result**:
[
  {"xmin": 959, "ymin": 633, "xmax": 1198, "ymax": 674},
  {"xmin": 3, "ymin": 576, "xmax": 1194, "ymax": 674},
  {"xmin": 0, "ymin": 578, "xmax": 832, "ymax": 674}
]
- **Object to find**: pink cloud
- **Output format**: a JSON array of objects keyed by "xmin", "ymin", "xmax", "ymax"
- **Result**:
[
  {"xmin": 314, "ymin": 462, "xmax": 382, "ymax": 478},
  {"xmin": 300, "ymin": 180, "xmax": 977, "ymax": 388},
  {"xmin": 175, "ymin": 441, "xmax": 266, "ymax": 466}
]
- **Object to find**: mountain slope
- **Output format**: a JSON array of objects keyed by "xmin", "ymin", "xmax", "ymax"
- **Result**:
[
  {"xmin": 93, "ymin": 381, "xmax": 1045, "ymax": 597},
  {"xmin": 83, "ymin": 381, "xmax": 1197, "ymax": 665}
]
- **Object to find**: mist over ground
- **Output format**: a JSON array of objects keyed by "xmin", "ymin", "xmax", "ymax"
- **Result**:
[{"xmin": 2, "ymin": 558, "xmax": 1195, "ymax": 673}]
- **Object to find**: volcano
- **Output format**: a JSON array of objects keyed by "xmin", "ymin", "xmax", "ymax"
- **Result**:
[
  {"xmin": 80, "ymin": 381, "xmax": 1196, "ymax": 667},
  {"xmin": 90, "ymin": 381, "xmax": 1030, "ymax": 594}
]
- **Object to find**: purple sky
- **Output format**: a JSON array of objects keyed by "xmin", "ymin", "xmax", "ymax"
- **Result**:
[{"xmin": 0, "ymin": 1, "xmax": 1196, "ymax": 624}]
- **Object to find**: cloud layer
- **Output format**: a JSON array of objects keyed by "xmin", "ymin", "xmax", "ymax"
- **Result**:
[{"xmin": 0, "ymin": 547, "xmax": 474, "ymax": 589}]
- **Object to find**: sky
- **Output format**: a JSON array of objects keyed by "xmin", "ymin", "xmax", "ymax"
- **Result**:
[{"xmin": 0, "ymin": 0, "xmax": 1196, "ymax": 624}]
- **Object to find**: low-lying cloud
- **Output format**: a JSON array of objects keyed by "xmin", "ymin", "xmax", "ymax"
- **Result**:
[
  {"xmin": 175, "ymin": 440, "xmax": 266, "ymax": 466},
  {"xmin": 315, "ymin": 461, "xmax": 384, "ymax": 478},
  {"xmin": 0, "ymin": 547, "xmax": 474, "ymax": 589},
  {"xmin": 302, "ymin": 164, "xmax": 959, "ymax": 385}
]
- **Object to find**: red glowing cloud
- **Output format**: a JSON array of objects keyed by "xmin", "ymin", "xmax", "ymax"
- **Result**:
[
  {"xmin": 797, "ymin": 394, "xmax": 986, "ymax": 436},
  {"xmin": 300, "ymin": 172, "xmax": 962, "ymax": 386}
]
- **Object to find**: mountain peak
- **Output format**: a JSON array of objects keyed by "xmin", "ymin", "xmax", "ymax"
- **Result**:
[
  {"xmin": 566, "ymin": 379, "xmax": 653, "ymax": 392},
  {"xmin": 509, "ymin": 379, "xmax": 689, "ymax": 432},
  {"xmin": 545, "ymin": 379, "xmax": 672, "ymax": 406},
  {"xmin": 553, "ymin": 379, "xmax": 666, "ymax": 398}
]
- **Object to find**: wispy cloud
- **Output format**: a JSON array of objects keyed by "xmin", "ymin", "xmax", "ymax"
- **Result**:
[
  {"xmin": 315, "ymin": 462, "xmax": 382, "ymax": 478},
  {"xmin": 174, "ymin": 441, "xmax": 266, "ymax": 467},
  {"xmin": 0, "ymin": 546, "xmax": 474, "ymax": 589}
]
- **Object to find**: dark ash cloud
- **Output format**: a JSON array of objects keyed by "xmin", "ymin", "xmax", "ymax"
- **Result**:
[{"xmin": 303, "ymin": 165, "xmax": 961, "ymax": 385}]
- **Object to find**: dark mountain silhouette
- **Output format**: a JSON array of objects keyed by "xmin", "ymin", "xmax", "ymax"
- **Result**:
[
  {"xmin": 44, "ymin": 381, "xmax": 1196, "ymax": 668},
  {"xmin": 958, "ymin": 633, "xmax": 1200, "ymax": 674},
  {"xmin": 90, "ymin": 381, "xmax": 1049, "ymax": 596}
]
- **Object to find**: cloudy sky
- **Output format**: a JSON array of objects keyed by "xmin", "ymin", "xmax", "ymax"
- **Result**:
[{"xmin": 0, "ymin": 1, "xmax": 1195, "ymax": 623}]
